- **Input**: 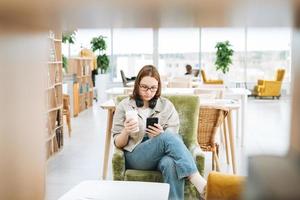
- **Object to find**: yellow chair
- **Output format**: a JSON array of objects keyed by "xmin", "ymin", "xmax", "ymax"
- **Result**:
[
  {"xmin": 201, "ymin": 70, "xmax": 224, "ymax": 84},
  {"xmin": 206, "ymin": 171, "xmax": 245, "ymax": 200},
  {"xmin": 253, "ymin": 69, "xmax": 285, "ymax": 99}
]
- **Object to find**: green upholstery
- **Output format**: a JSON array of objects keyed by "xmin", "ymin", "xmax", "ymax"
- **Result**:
[{"xmin": 112, "ymin": 95, "xmax": 205, "ymax": 199}]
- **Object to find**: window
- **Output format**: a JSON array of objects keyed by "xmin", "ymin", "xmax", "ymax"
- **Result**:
[
  {"xmin": 112, "ymin": 28, "xmax": 153, "ymax": 81},
  {"xmin": 62, "ymin": 29, "xmax": 111, "ymax": 57},
  {"xmin": 247, "ymin": 27, "xmax": 291, "ymax": 82},
  {"xmin": 158, "ymin": 28, "xmax": 199, "ymax": 77},
  {"xmin": 201, "ymin": 28, "xmax": 246, "ymax": 83}
]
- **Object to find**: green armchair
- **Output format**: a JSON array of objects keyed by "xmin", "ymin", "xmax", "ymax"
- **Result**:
[{"xmin": 112, "ymin": 95, "xmax": 205, "ymax": 199}]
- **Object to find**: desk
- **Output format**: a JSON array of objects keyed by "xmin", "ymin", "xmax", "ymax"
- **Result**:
[
  {"xmin": 101, "ymin": 98, "xmax": 240, "ymax": 178},
  {"xmin": 58, "ymin": 180, "xmax": 170, "ymax": 200}
]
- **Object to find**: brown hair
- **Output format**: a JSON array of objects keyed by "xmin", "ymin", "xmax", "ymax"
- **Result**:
[{"xmin": 131, "ymin": 65, "xmax": 162, "ymax": 100}]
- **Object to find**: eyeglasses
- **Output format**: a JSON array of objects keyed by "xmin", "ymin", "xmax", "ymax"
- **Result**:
[{"xmin": 139, "ymin": 84, "xmax": 158, "ymax": 92}]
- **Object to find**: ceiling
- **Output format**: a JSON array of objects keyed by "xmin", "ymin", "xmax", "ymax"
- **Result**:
[{"xmin": 0, "ymin": 0, "xmax": 295, "ymax": 31}]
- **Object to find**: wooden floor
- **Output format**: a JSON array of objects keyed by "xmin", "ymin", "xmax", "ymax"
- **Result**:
[{"xmin": 46, "ymin": 96, "xmax": 291, "ymax": 200}]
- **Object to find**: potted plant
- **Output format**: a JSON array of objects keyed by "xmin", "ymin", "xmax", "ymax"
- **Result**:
[
  {"xmin": 90, "ymin": 36, "xmax": 110, "ymax": 74},
  {"xmin": 62, "ymin": 31, "xmax": 76, "ymax": 73},
  {"xmin": 215, "ymin": 40, "xmax": 234, "ymax": 74},
  {"xmin": 62, "ymin": 31, "xmax": 76, "ymax": 57},
  {"xmin": 62, "ymin": 54, "xmax": 68, "ymax": 73},
  {"xmin": 90, "ymin": 36, "xmax": 110, "ymax": 103}
]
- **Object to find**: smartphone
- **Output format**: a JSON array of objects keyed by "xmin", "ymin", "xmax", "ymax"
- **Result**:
[{"xmin": 146, "ymin": 117, "xmax": 159, "ymax": 128}]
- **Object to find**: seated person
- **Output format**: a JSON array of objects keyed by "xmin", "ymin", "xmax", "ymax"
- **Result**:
[
  {"xmin": 185, "ymin": 64, "xmax": 193, "ymax": 75},
  {"xmin": 112, "ymin": 65, "xmax": 207, "ymax": 200}
]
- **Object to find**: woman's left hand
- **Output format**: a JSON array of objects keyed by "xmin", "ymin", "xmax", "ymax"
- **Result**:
[{"xmin": 146, "ymin": 123, "xmax": 164, "ymax": 138}]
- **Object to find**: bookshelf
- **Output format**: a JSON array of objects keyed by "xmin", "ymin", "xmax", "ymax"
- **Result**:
[
  {"xmin": 46, "ymin": 31, "xmax": 63, "ymax": 158},
  {"xmin": 67, "ymin": 57, "xmax": 94, "ymax": 116}
]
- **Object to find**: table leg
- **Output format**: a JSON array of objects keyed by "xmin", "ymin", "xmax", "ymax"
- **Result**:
[
  {"xmin": 102, "ymin": 109, "xmax": 114, "ymax": 180},
  {"xmin": 241, "ymin": 94, "xmax": 248, "ymax": 147},
  {"xmin": 227, "ymin": 110, "xmax": 237, "ymax": 174},
  {"xmin": 236, "ymin": 106, "xmax": 240, "ymax": 140}
]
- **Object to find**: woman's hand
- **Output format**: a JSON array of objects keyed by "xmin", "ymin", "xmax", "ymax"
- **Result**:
[
  {"xmin": 146, "ymin": 123, "xmax": 164, "ymax": 138},
  {"xmin": 123, "ymin": 118, "xmax": 138, "ymax": 134}
]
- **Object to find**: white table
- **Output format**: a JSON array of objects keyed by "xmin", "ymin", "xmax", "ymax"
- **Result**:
[{"xmin": 58, "ymin": 180, "xmax": 170, "ymax": 200}]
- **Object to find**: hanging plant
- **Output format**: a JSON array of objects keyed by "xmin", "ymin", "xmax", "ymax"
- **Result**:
[
  {"xmin": 215, "ymin": 40, "xmax": 234, "ymax": 74},
  {"xmin": 90, "ymin": 36, "xmax": 110, "ymax": 74}
]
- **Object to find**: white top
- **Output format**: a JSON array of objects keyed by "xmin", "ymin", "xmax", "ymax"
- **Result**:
[{"xmin": 138, "ymin": 107, "xmax": 152, "ymax": 132}]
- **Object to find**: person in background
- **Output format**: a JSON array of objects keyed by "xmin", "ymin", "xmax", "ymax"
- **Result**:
[
  {"xmin": 185, "ymin": 64, "xmax": 193, "ymax": 76},
  {"xmin": 112, "ymin": 65, "xmax": 207, "ymax": 200}
]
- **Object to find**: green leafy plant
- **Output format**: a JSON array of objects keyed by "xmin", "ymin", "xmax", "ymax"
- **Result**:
[
  {"xmin": 62, "ymin": 31, "xmax": 76, "ymax": 44},
  {"xmin": 90, "ymin": 36, "xmax": 110, "ymax": 74},
  {"xmin": 62, "ymin": 54, "xmax": 68, "ymax": 73},
  {"xmin": 215, "ymin": 40, "xmax": 234, "ymax": 74}
]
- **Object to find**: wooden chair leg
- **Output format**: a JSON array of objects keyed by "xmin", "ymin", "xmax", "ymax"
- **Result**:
[
  {"xmin": 216, "ymin": 145, "xmax": 221, "ymax": 171},
  {"xmin": 66, "ymin": 112, "xmax": 71, "ymax": 137},
  {"xmin": 214, "ymin": 151, "xmax": 221, "ymax": 172},
  {"xmin": 220, "ymin": 125, "xmax": 225, "ymax": 145},
  {"xmin": 212, "ymin": 151, "xmax": 215, "ymax": 171},
  {"xmin": 223, "ymin": 121, "xmax": 230, "ymax": 164}
]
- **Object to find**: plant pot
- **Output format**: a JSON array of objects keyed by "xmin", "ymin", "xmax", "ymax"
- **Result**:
[
  {"xmin": 95, "ymin": 73, "xmax": 110, "ymax": 104},
  {"xmin": 218, "ymin": 72, "xmax": 229, "ymax": 87}
]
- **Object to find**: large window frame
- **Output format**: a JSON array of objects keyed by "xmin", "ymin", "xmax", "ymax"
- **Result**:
[{"xmin": 71, "ymin": 27, "xmax": 292, "ymax": 85}]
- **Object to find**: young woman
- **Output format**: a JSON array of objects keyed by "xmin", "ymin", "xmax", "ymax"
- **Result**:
[{"xmin": 112, "ymin": 65, "xmax": 206, "ymax": 200}]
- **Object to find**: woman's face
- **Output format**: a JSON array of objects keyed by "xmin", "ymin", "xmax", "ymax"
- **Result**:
[{"xmin": 138, "ymin": 76, "xmax": 159, "ymax": 101}]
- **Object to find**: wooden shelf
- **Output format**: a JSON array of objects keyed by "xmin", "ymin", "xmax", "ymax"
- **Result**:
[
  {"xmin": 68, "ymin": 57, "xmax": 94, "ymax": 117},
  {"xmin": 45, "ymin": 133, "xmax": 56, "ymax": 142},
  {"xmin": 48, "ymin": 37, "xmax": 62, "ymax": 42},
  {"xmin": 45, "ymin": 125, "xmax": 63, "ymax": 141},
  {"xmin": 46, "ymin": 31, "xmax": 64, "ymax": 159},
  {"xmin": 53, "ymin": 39, "xmax": 62, "ymax": 42},
  {"xmin": 55, "ymin": 125, "xmax": 63, "ymax": 130},
  {"xmin": 70, "ymin": 57, "xmax": 93, "ymax": 60},
  {"xmin": 54, "ymin": 82, "xmax": 62, "ymax": 86},
  {"xmin": 47, "ymin": 105, "xmax": 63, "ymax": 113},
  {"xmin": 48, "ymin": 61, "xmax": 62, "ymax": 64},
  {"xmin": 77, "ymin": 75, "xmax": 90, "ymax": 78},
  {"xmin": 46, "ymin": 82, "xmax": 62, "ymax": 90}
]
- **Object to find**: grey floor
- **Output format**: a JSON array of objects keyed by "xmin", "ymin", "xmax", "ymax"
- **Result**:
[{"xmin": 46, "ymin": 96, "xmax": 291, "ymax": 200}]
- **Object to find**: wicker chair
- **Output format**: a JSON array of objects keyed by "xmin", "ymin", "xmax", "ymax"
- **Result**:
[{"xmin": 197, "ymin": 107, "xmax": 228, "ymax": 171}]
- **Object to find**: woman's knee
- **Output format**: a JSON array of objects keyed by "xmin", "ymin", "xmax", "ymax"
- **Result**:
[{"xmin": 158, "ymin": 156, "xmax": 176, "ymax": 172}]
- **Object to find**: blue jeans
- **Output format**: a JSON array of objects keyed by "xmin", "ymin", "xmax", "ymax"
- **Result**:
[{"xmin": 124, "ymin": 131, "xmax": 198, "ymax": 200}]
